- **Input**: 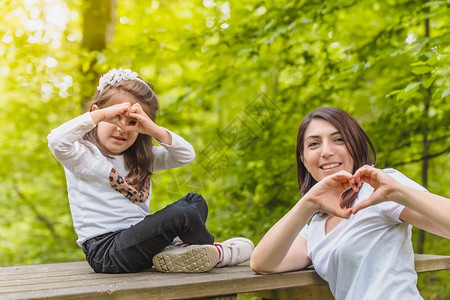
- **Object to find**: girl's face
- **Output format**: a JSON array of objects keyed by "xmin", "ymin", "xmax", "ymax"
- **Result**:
[
  {"xmin": 301, "ymin": 118, "xmax": 354, "ymax": 182},
  {"xmin": 93, "ymin": 91, "xmax": 140, "ymax": 156}
]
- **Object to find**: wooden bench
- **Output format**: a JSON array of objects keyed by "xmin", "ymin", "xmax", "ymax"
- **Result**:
[{"xmin": 1, "ymin": 254, "xmax": 449, "ymax": 299}]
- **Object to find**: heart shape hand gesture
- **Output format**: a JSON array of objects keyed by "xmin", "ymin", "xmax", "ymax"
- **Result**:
[
  {"xmin": 306, "ymin": 165, "xmax": 399, "ymax": 218},
  {"xmin": 306, "ymin": 170, "xmax": 356, "ymax": 218},
  {"xmin": 351, "ymin": 165, "xmax": 400, "ymax": 214}
]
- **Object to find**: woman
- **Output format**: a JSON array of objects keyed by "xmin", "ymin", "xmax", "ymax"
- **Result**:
[{"xmin": 250, "ymin": 107, "xmax": 450, "ymax": 299}]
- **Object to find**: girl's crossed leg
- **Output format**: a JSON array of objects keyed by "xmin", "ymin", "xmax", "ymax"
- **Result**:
[{"xmin": 83, "ymin": 193, "xmax": 215, "ymax": 273}]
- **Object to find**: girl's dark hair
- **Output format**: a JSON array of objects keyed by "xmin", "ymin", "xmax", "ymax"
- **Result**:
[
  {"xmin": 82, "ymin": 78, "xmax": 159, "ymax": 190},
  {"xmin": 296, "ymin": 107, "xmax": 376, "ymax": 208}
]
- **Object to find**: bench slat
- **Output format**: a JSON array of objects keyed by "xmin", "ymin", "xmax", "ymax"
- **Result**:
[{"xmin": 1, "ymin": 254, "xmax": 448, "ymax": 299}]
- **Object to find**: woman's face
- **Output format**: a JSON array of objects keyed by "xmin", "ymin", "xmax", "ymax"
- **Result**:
[{"xmin": 301, "ymin": 118, "xmax": 354, "ymax": 182}]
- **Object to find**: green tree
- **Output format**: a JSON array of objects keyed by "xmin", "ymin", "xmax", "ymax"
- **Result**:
[{"xmin": 0, "ymin": 0, "xmax": 448, "ymax": 298}]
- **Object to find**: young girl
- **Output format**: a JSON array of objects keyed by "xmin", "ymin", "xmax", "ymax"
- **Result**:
[
  {"xmin": 250, "ymin": 107, "xmax": 450, "ymax": 299},
  {"xmin": 48, "ymin": 68, "xmax": 253, "ymax": 273}
]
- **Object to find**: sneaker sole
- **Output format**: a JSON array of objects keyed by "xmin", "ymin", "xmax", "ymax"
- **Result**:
[{"xmin": 152, "ymin": 245, "xmax": 219, "ymax": 273}]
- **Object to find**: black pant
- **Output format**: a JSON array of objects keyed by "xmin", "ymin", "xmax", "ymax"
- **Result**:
[{"xmin": 82, "ymin": 193, "xmax": 215, "ymax": 273}]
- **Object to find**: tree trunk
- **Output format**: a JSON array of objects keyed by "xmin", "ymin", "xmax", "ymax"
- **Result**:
[
  {"xmin": 82, "ymin": 0, "xmax": 117, "ymax": 50},
  {"xmin": 80, "ymin": 0, "xmax": 117, "ymax": 102},
  {"xmin": 417, "ymin": 16, "xmax": 431, "ymax": 254}
]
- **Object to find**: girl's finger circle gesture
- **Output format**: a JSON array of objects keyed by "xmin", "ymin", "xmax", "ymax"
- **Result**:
[
  {"xmin": 126, "ymin": 103, "xmax": 158, "ymax": 135},
  {"xmin": 92, "ymin": 102, "xmax": 132, "ymax": 131}
]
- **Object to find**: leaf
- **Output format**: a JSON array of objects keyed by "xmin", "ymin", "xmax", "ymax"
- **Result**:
[
  {"xmin": 385, "ymin": 89, "xmax": 401, "ymax": 98},
  {"xmin": 96, "ymin": 52, "xmax": 107, "ymax": 65},
  {"xmin": 423, "ymin": 1, "xmax": 446, "ymax": 8},
  {"xmin": 426, "ymin": 54, "xmax": 438, "ymax": 66},
  {"xmin": 410, "ymin": 61, "xmax": 427, "ymax": 67},
  {"xmin": 442, "ymin": 87, "xmax": 450, "ymax": 99},
  {"xmin": 263, "ymin": 20, "xmax": 275, "ymax": 31},
  {"xmin": 396, "ymin": 90, "xmax": 407, "ymax": 100},
  {"xmin": 405, "ymin": 82, "xmax": 421, "ymax": 93},
  {"xmin": 81, "ymin": 60, "xmax": 91, "ymax": 73},
  {"xmin": 411, "ymin": 66, "xmax": 431, "ymax": 75},
  {"xmin": 422, "ymin": 77, "xmax": 434, "ymax": 89},
  {"xmin": 81, "ymin": 51, "xmax": 97, "ymax": 73}
]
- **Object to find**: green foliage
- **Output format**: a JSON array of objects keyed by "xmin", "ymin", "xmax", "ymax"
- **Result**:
[{"xmin": 0, "ymin": 0, "xmax": 448, "ymax": 298}]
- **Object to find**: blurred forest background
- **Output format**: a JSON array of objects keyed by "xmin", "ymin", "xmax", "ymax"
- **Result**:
[{"xmin": 0, "ymin": 0, "xmax": 448, "ymax": 298}]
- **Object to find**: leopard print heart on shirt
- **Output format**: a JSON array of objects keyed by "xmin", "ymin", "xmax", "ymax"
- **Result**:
[{"xmin": 108, "ymin": 167, "xmax": 150, "ymax": 203}]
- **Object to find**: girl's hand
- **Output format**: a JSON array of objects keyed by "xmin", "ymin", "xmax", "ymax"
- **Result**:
[
  {"xmin": 126, "ymin": 103, "xmax": 172, "ymax": 144},
  {"xmin": 125, "ymin": 103, "xmax": 158, "ymax": 135},
  {"xmin": 352, "ymin": 165, "xmax": 399, "ymax": 214},
  {"xmin": 91, "ymin": 102, "xmax": 132, "ymax": 131},
  {"xmin": 305, "ymin": 170, "xmax": 357, "ymax": 218}
]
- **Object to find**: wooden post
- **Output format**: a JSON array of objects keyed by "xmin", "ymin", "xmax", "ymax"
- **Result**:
[{"xmin": 255, "ymin": 285, "xmax": 333, "ymax": 300}]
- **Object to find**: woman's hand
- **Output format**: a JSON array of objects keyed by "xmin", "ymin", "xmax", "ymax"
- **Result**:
[
  {"xmin": 304, "ymin": 170, "xmax": 357, "ymax": 218},
  {"xmin": 251, "ymin": 170, "xmax": 356, "ymax": 274},
  {"xmin": 352, "ymin": 165, "xmax": 450, "ymax": 238},
  {"xmin": 352, "ymin": 165, "xmax": 399, "ymax": 214}
]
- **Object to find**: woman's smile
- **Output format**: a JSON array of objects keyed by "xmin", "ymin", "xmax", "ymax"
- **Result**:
[{"xmin": 320, "ymin": 162, "xmax": 342, "ymax": 170}]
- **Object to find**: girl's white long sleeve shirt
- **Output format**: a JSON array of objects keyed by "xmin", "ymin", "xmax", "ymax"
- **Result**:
[{"xmin": 48, "ymin": 112, "xmax": 196, "ymax": 247}]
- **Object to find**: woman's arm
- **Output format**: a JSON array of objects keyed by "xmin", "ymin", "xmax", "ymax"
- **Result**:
[
  {"xmin": 353, "ymin": 165, "xmax": 450, "ymax": 239},
  {"xmin": 251, "ymin": 171, "xmax": 355, "ymax": 274},
  {"xmin": 250, "ymin": 198, "xmax": 315, "ymax": 274}
]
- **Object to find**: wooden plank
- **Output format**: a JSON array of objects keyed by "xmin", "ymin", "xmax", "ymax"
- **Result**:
[
  {"xmin": 0, "ymin": 254, "xmax": 448, "ymax": 299},
  {"xmin": 414, "ymin": 254, "xmax": 450, "ymax": 273},
  {"xmin": 0, "ymin": 265, "xmax": 326, "ymax": 299},
  {"xmin": 256, "ymin": 254, "xmax": 450, "ymax": 300},
  {"xmin": 1, "ymin": 268, "xmax": 238, "ymax": 292},
  {"xmin": 0, "ymin": 261, "xmax": 88, "ymax": 274},
  {"xmin": 0, "ymin": 262, "xmax": 252, "ymax": 288}
]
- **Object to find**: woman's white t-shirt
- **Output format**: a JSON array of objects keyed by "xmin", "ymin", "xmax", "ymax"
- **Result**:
[{"xmin": 300, "ymin": 169, "xmax": 426, "ymax": 300}]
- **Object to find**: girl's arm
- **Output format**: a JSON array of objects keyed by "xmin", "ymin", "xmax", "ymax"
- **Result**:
[
  {"xmin": 48, "ymin": 103, "xmax": 134, "ymax": 172},
  {"xmin": 251, "ymin": 171, "xmax": 355, "ymax": 274},
  {"xmin": 125, "ymin": 103, "xmax": 195, "ymax": 170},
  {"xmin": 47, "ymin": 112, "xmax": 96, "ymax": 170},
  {"xmin": 353, "ymin": 166, "xmax": 450, "ymax": 239},
  {"xmin": 152, "ymin": 131, "xmax": 196, "ymax": 171},
  {"xmin": 126, "ymin": 103, "xmax": 171, "ymax": 145}
]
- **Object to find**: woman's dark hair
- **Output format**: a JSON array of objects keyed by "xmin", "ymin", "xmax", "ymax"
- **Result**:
[
  {"xmin": 296, "ymin": 107, "xmax": 376, "ymax": 208},
  {"xmin": 82, "ymin": 78, "xmax": 159, "ymax": 190}
]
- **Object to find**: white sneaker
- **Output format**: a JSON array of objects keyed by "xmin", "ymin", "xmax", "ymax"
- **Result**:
[
  {"xmin": 152, "ymin": 244, "xmax": 219, "ymax": 273},
  {"xmin": 215, "ymin": 237, "xmax": 254, "ymax": 267}
]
